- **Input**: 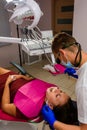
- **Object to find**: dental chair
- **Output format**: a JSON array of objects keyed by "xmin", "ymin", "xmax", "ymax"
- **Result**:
[{"xmin": 0, "ymin": 61, "xmax": 52, "ymax": 130}]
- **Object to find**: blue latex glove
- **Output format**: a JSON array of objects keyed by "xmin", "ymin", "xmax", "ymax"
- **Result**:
[
  {"xmin": 64, "ymin": 68, "xmax": 78, "ymax": 78},
  {"xmin": 41, "ymin": 105, "xmax": 56, "ymax": 128}
]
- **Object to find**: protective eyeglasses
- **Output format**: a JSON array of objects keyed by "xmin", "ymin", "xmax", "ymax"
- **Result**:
[
  {"xmin": 55, "ymin": 42, "xmax": 76, "ymax": 64},
  {"xmin": 56, "ymin": 58, "xmax": 61, "ymax": 64},
  {"xmin": 55, "ymin": 42, "xmax": 82, "ymax": 67}
]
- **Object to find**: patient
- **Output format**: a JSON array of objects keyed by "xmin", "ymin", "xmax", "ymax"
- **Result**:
[
  {"xmin": 0, "ymin": 67, "xmax": 78, "ymax": 124},
  {"xmin": 45, "ymin": 87, "xmax": 79, "ymax": 125}
]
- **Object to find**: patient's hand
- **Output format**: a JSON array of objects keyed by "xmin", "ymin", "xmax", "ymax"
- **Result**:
[
  {"xmin": 16, "ymin": 74, "xmax": 33, "ymax": 81},
  {"xmin": 5, "ymin": 75, "xmax": 16, "ymax": 85},
  {"xmin": 6, "ymin": 74, "xmax": 33, "ymax": 85}
]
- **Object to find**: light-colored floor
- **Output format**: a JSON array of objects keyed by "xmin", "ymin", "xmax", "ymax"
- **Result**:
[{"xmin": 9, "ymin": 58, "xmax": 77, "ymax": 130}]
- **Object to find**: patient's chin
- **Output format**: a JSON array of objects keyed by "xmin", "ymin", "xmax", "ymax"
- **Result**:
[
  {"xmin": 45, "ymin": 100, "xmax": 53, "ymax": 110},
  {"xmin": 48, "ymin": 103, "xmax": 53, "ymax": 110}
]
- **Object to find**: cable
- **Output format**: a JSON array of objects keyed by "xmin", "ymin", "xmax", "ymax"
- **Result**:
[
  {"xmin": 20, "ymin": 26, "xmax": 53, "ymax": 65},
  {"xmin": 74, "ymin": 43, "xmax": 82, "ymax": 67}
]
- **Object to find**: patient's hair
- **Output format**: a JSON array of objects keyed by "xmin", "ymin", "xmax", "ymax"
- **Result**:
[{"xmin": 53, "ymin": 98, "xmax": 79, "ymax": 125}]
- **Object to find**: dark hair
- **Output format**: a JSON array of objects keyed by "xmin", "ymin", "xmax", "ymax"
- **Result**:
[
  {"xmin": 53, "ymin": 98, "xmax": 79, "ymax": 125},
  {"xmin": 52, "ymin": 32, "xmax": 82, "ymax": 67},
  {"xmin": 52, "ymin": 32, "xmax": 77, "ymax": 53}
]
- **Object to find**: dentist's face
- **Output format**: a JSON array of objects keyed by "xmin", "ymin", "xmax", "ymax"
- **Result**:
[{"xmin": 46, "ymin": 87, "xmax": 69, "ymax": 108}]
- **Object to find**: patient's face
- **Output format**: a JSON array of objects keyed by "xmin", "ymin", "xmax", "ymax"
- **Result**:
[{"xmin": 45, "ymin": 87, "xmax": 69, "ymax": 109}]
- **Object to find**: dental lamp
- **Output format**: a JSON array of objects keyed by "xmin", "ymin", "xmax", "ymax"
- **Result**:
[
  {"xmin": 0, "ymin": 0, "xmax": 43, "ymax": 44},
  {"xmin": 0, "ymin": 0, "xmax": 43, "ymax": 65},
  {"xmin": 5, "ymin": 0, "xmax": 43, "ymax": 29}
]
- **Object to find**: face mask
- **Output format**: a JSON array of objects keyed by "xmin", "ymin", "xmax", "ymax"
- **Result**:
[{"xmin": 61, "ymin": 61, "xmax": 73, "ymax": 68}]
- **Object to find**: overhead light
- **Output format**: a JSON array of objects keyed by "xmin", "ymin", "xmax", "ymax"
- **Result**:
[
  {"xmin": 5, "ymin": 0, "xmax": 24, "ymax": 12},
  {"xmin": 6, "ymin": 0, "xmax": 12, "ymax": 2},
  {"xmin": 6, "ymin": 0, "xmax": 24, "ymax": 3},
  {"xmin": 5, "ymin": 0, "xmax": 43, "ymax": 29}
]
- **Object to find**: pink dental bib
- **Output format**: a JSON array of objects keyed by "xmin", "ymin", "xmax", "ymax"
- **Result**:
[{"xmin": 14, "ymin": 79, "xmax": 55, "ymax": 118}]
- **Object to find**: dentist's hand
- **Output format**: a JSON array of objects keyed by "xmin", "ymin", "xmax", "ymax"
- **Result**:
[{"xmin": 41, "ymin": 105, "xmax": 57, "ymax": 128}]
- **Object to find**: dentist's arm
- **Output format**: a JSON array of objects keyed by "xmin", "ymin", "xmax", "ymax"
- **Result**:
[{"xmin": 42, "ymin": 105, "xmax": 87, "ymax": 130}]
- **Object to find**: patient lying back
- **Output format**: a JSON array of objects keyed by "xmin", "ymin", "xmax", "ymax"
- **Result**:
[{"xmin": 0, "ymin": 67, "xmax": 78, "ymax": 125}]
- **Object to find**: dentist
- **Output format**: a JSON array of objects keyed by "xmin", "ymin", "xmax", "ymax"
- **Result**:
[{"xmin": 42, "ymin": 32, "xmax": 87, "ymax": 130}]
